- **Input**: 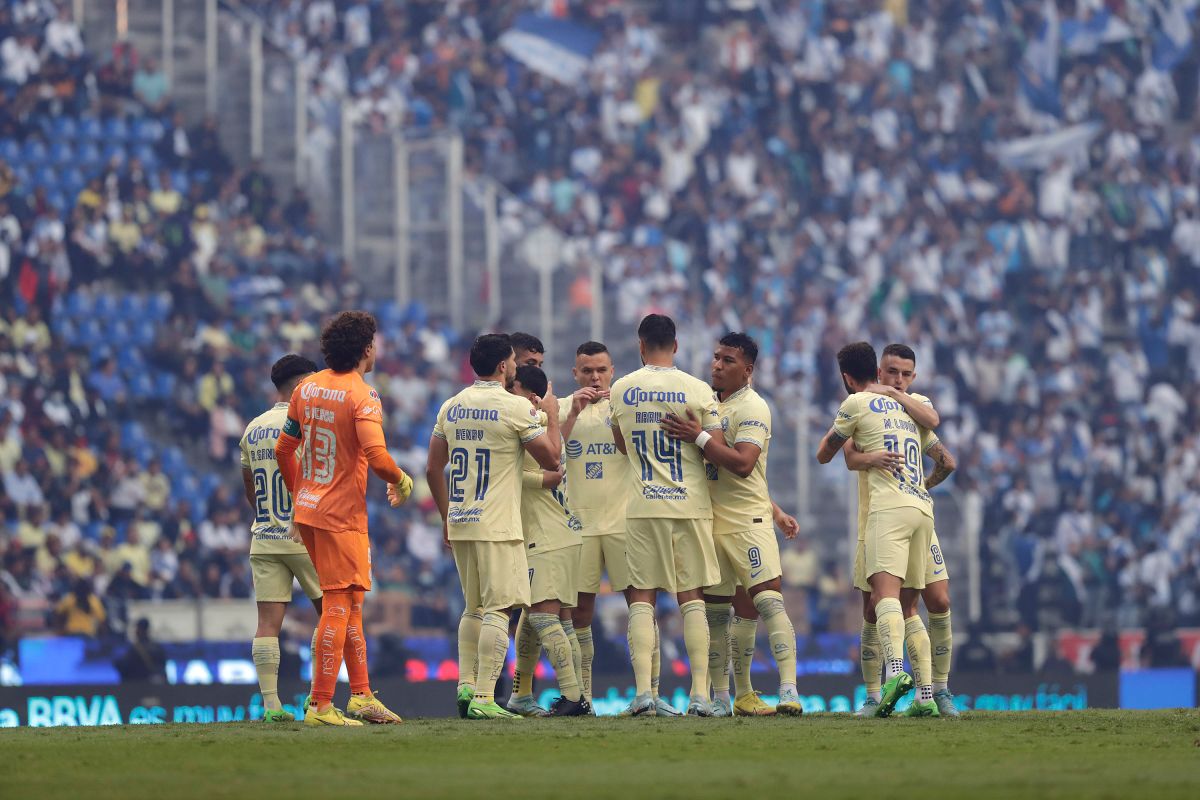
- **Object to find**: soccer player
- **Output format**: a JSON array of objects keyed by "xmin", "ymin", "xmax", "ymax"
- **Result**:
[
  {"xmin": 505, "ymin": 364, "xmax": 588, "ymax": 717},
  {"xmin": 815, "ymin": 342, "xmax": 938, "ymax": 717},
  {"xmin": 425, "ymin": 333, "xmax": 563, "ymax": 720},
  {"xmin": 275, "ymin": 311, "xmax": 415, "ymax": 727},
  {"xmin": 609, "ymin": 314, "xmax": 722, "ymax": 717},
  {"xmin": 511, "ymin": 331, "xmax": 545, "ymax": 368},
  {"xmin": 560, "ymin": 341, "xmax": 679, "ymax": 716},
  {"xmin": 842, "ymin": 344, "xmax": 958, "ymax": 717},
  {"xmin": 241, "ymin": 354, "xmax": 322, "ymax": 723},
  {"xmin": 660, "ymin": 333, "xmax": 804, "ymax": 717}
]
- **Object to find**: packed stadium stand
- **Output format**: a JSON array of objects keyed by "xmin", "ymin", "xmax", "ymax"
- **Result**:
[{"xmin": 2, "ymin": 0, "xmax": 1200, "ymax": 680}]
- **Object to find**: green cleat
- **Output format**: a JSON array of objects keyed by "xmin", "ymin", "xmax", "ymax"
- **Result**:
[
  {"xmin": 263, "ymin": 708, "xmax": 294, "ymax": 723},
  {"xmin": 904, "ymin": 698, "xmax": 940, "ymax": 717},
  {"xmin": 466, "ymin": 700, "xmax": 521, "ymax": 720},
  {"xmin": 855, "ymin": 698, "xmax": 880, "ymax": 718},
  {"xmin": 303, "ymin": 695, "xmax": 312, "ymax": 713},
  {"xmin": 933, "ymin": 689, "xmax": 960, "ymax": 718},
  {"xmin": 456, "ymin": 685, "xmax": 474, "ymax": 719},
  {"xmin": 711, "ymin": 696, "xmax": 733, "ymax": 717},
  {"xmin": 618, "ymin": 693, "xmax": 657, "ymax": 717},
  {"xmin": 505, "ymin": 694, "xmax": 550, "ymax": 717},
  {"xmin": 876, "ymin": 672, "xmax": 914, "ymax": 718}
]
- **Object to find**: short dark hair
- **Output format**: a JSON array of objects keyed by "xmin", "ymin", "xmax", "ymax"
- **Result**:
[
  {"xmin": 469, "ymin": 333, "xmax": 513, "ymax": 377},
  {"xmin": 321, "ymin": 311, "xmax": 376, "ymax": 372},
  {"xmin": 514, "ymin": 364, "xmax": 548, "ymax": 398},
  {"xmin": 576, "ymin": 341, "xmax": 609, "ymax": 357},
  {"xmin": 882, "ymin": 343, "xmax": 916, "ymax": 364},
  {"xmin": 719, "ymin": 332, "xmax": 758, "ymax": 365},
  {"xmin": 637, "ymin": 314, "xmax": 676, "ymax": 350},
  {"xmin": 836, "ymin": 342, "xmax": 877, "ymax": 387},
  {"xmin": 271, "ymin": 354, "xmax": 318, "ymax": 391},
  {"xmin": 510, "ymin": 332, "xmax": 544, "ymax": 356}
]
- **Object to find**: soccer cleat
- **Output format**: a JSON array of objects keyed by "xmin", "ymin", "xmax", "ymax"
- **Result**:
[
  {"xmin": 655, "ymin": 696, "xmax": 683, "ymax": 717},
  {"xmin": 466, "ymin": 700, "xmax": 522, "ymax": 720},
  {"xmin": 582, "ymin": 699, "xmax": 596, "ymax": 716},
  {"xmin": 263, "ymin": 708, "xmax": 294, "ymax": 723},
  {"xmin": 347, "ymin": 692, "xmax": 403, "ymax": 724},
  {"xmin": 904, "ymin": 698, "xmax": 940, "ymax": 717},
  {"xmin": 733, "ymin": 692, "xmax": 776, "ymax": 717},
  {"xmin": 549, "ymin": 696, "xmax": 588, "ymax": 717},
  {"xmin": 876, "ymin": 672, "xmax": 914, "ymax": 718},
  {"xmin": 618, "ymin": 693, "xmax": 657, "ymax": 717},
  {"xmin": 855, "ymin": 698, "xmax": 880, "ymax": 717},
  {"xmin": 304, "ymin": 705, "xmax": 363, "ymax": 727},
  {"xmin": 456, "ymin": 685, "xmax": 475, "ymax": 719},
  {"xmin": 506, "ymin": 694, "xmax": 550, "ymax": 718},
  {"xmin": 933, "ymin": 689, "xmax": 960, "ymax": 718},
  {"xmin": 686, "ymin": 696, "xmax": 714, "ymax": 717},
  {"xmin": 711, "ymin": 696, "xmax": 733, "ymax": 717},
  {"xmin": 775, "ymin": 687, "xmax": 804, "ymax": 717}
]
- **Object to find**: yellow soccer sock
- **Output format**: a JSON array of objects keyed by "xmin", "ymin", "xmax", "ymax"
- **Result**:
[
  {"xmin": 650, "ymin": 617, "xmax": 662, "ymax": 697},
  {"xmin": 875, "ymin": 598, "xmax": 906, "ymax": 681},
  {"xmin": 561, "ymin": 617, "xmax": 583, "ymax": 690},
  {"xmin": 752, "ymin": 590, "xmax": 797, "ymax": 694},
  {"xmin": 729, "ymin": 616, "xmax": 758, "ymax": 697},
  {"xmin": 530, "ymin": 612, "xmax": 580, "ymax": 702},
  {"xmin": 860, "ymin": 620, "xmax": 881, "ymax": 699},
  {"xmin": 627, "ymin": 602, "xmax": 655, "ymax": 697},
  {"xmin": 457, "ymin": 610, "xmax": 482, "ymax": 691},
  {"xmin": 473, "ymin": 611, "xmax": 510, "ymax": 705},
  {"xmin": 577, "ymin": 625, "xmax": 595, "ymax": 702},
  {"xmin": 512, "ymin": 610, "xmax": 538, "ymax": 698},
  {"xmin": 928, "ymin": 610, "xmax": 952, "ymax": 691},
  {"xmin": 680, "ymin": 600, "xmax": 710, "ymax": 700},
  {"xmin": 252, "ymin": 636, "xmax": 281, "ymax": 711},
  {"xmin": 905, "ymin": 615, "xmax": 933, "ymax": 702},
  {"xmin": 705, "ymin": 602, "xmax": 732, "ymax": 701}
]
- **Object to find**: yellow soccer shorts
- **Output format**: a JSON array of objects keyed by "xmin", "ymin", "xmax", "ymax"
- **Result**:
[
  {"xmin": 625, "ymin": 517, "xmax": 720, "ymax": 594},
  {"xmin": 864, "ymin": 507, "xmax": 934, "ymax": 590},
  {"xmin": 250, "ymin": 552, "xmax": 322, "ymax": 603},
  {"xmin": 529, "ymin": 542, "xmax": 582, "ymax": 607},
  {"xmin": 853, "ymin": 527, "xmax": 949, "ymax": 592},
  {"xmin": 579, "ymin": 533, "xmax": 631, "ymax": 594},
  {"xmin": 706, "ymin": 528, "xmax": 782, "ymax": 596},
  {"xmin": 451, "ymin": 539, "xmax": 531, "ymax": 613}
]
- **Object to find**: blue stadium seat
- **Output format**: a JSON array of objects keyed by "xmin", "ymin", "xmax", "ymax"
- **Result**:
[
  {"xmin": 101, "ymin": 143, "xmax": 127, "ymax": 167},
  {"xmin": 12, "ymin": 164, "xmax": 30, "ymax": 187},
  {"xmin": 0, "ymin": 139, "xmax": 19, "ymax": 162},
  {"xmin": 171, "ymin": 170, "xmax": 190, "ymax": 194},
  {"xmin": 129, "ymin": 373, "xmax": 154, "ymax": 400},
  {"xmin": 77, "ymin": 116, "xmax": 102, "ymax": 141},
  {"xmin": 66, "ymin": 290, "xmax": 93, "ymax": 318},
  {"xmin": 154, "ymin": 371, "xmax": 176, "ymax": 399},
  {"xmin": 48, "ymin": 140, "xmax": 74, "ymax": 166},
  {"xmin": 149, "ymin": 293, "xmax": 172, "ymax": 320},
  {"xmin": 56, "ymin": 319, "xmax": 77, "ymax": 344},
  {"xmin": 118, "ymin": 293, "xmax": 145, "ymax": 319},
  {"xmin": 108, "ymin": 321, "xmax": 132, "ymax": 347},
  {"xmin": 49, "ymin": 115, "xmax": 77, "ymax": 140},
  {"xmin": 134, "ymin": 319, "xmax": 156, "ymax": 347},
  {"xmin": 132, "ymin": 118, "xmax": 163, "ymax": 143},
  {"xmin": 131, "ymin": 143, "xmax": 158, "ymax": 170},
  {"xmin": 117, "ymin": 347, "xmax": 144, "ymax": 375},
  {"xmin": 121, "ymin": 420, "xmax": 147, "ymax": 447},
  {"xmin": 22, "ymin": 139, "xmax": 48, "ymax": 164},
  {"xmin": 104, "ymin": 117, "xmax": 129, "ymax": 141},
  {"xmin": 59, "ymin": 168, "xmax": 85, "ymax": 199},
  {"xmin": 93, "ymin": 293, "xmax": 117, "ymax": 319},
  {"xmin": 77, "ymin": 142, "xmax": 102, "ymax": 168},
  {"xmin": 45, "ymin": 191, "xmax": 67, "ymax": 212},
  {"xmin": 201, "ymin": 473, "xmax": 222, "ymax": 498},
  {"xmin": 84, "ymin": 522, "xmax": 102, "ymax": 541},
  {"xmin": 35, "ymin": 165, "xmax": 59, "ymax": 187}
]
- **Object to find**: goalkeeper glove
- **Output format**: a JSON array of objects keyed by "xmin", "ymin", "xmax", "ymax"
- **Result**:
[{"xmin": 388, "ymin": 471, "xmax": 414, "ymax": 507}]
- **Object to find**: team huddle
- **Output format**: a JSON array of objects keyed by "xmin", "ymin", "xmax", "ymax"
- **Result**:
[{"xmin": 239, "ymin": 310, "xmax": 961, "ymax": 724}]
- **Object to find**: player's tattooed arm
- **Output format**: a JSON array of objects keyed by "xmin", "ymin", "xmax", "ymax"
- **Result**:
[
  {"xmin": 816, "ymin": 427, "xmax": 849, "ymax": 464},
  {"xmin": 924, "ymin": 442, "xmax": 957, "ymax": 490}
]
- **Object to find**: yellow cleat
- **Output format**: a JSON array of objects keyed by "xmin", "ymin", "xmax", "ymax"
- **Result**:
[
  {"xmin": 733, "ymin": 692, "xmax": 777, "ymax": 717},
  {"xmin": 304, "ymin": 705, "xmax": 363, "ymax": 727},
  {"xmin": 346, "ymin": 692, "xmax": 403, "ymax": 724}
]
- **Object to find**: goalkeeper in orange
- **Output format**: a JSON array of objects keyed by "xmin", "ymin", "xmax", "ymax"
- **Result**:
[{"xmin": 276, "ymin": 310, "xmax": 415, "ymax": 726}]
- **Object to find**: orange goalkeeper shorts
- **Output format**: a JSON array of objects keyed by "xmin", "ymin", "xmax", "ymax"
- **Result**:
[{"xmin": 296, "ymin": 524, "xmax": 372, "ymax": 592}]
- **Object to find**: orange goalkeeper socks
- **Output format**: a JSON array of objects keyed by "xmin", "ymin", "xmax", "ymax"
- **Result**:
[
  {"xmin": 312, "ymin": 590, "xmax": 351, "ymax": 706},
  {"xmin": 344, "ymin": 590, "xmax": 370, "ymax": 696}
]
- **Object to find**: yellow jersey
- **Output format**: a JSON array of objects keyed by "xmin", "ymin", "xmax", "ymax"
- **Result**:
[
  {"xmin": 709, "ymin": 385, "xmax": 773, "ymax": 535},
  {"xmin": 239, "ymin": 403, "xmax": 309, "ymax": 556},
  {"xmin": 432, "ymin": 381, "xmax": 546, "ymax": 542},
  {"xmin": 609, "ymin": 365, "xmax": 720, "ymax": 520},
  {"xmin": 558, "ymin": 396, "xmax": 628, "ymax": 536},
  {"xmin": 521, "ymin": 411, "xmax": 582, "ymax": 553},
  {"xmin": 853, "ymin": 393, "xmax": 939, "ymax": 540},
  {"xmin": 834, "ymin": 391, "xmax": 937, "ymax": 522}
]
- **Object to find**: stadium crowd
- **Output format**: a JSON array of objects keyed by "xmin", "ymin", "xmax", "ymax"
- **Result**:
[{"xmin": 3, "ymin": 0, "xmax": 1200, "ymax": 675}]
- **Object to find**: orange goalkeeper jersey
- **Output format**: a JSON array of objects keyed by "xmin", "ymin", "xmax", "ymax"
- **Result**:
[{"xmin": 276, "ymin": 369, "xmax": 402, "ymax": 533}]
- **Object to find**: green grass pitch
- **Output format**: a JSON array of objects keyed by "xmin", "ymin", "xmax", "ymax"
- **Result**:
[{"xmin": 3, "ymin": 710, "xmax": 1199, "ymax": 799}]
